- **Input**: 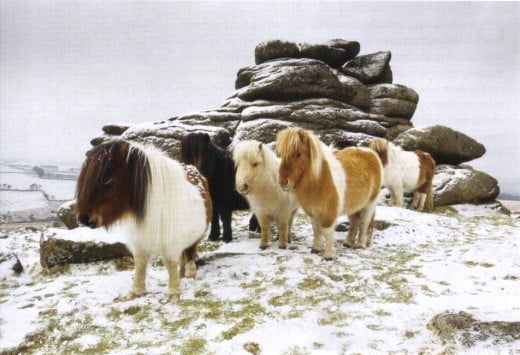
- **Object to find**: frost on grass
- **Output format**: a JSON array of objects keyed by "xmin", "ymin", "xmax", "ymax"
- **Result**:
[{"xmin": 0, "ymin": 205, "xmax": 519, "ymax": 354}]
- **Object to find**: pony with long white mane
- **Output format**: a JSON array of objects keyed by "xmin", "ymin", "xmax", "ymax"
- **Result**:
[
  {"xmin": 368, "ymin": 138, "xmax": 435, "ymax": 211},
  {"xmin": 75, "ymin": 140, "xmax": 212, "ymax": 301},
  {"xmin": 276, "ymin": 127, "xmax": 382, "ymax": 259},
  {"xmin": 233, "ymin": 140, "xmax": 299, "ymax": 250}
]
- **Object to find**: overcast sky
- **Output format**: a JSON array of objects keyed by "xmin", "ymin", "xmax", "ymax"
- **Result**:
[{"xmin": 1, "ymin": 1, "xmax": 518, "ymax": 188}]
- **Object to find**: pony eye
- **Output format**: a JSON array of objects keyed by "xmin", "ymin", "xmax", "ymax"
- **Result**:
[
  {"xmin": 102, "ymin": 175, "xmax": 113, "ymax": 185},
  {"xmin": 294, "ymin": 152, "xmax": 301, "ymax": 159},
  {"xmin": 252, "ymin": 162, "xmax": 259, "ymax": 168}
]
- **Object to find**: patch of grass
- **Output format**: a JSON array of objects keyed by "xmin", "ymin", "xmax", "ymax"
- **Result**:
[
  {"xmin": 221, "ymin": 317, "xmax": 255, "ymax": 340},
  {"xmin": 298, "ymin": 276, "xmax": 325, "ymax": 290},
  {"xmin": 179, "ymin": 338, "xmax": 207, "ymax": 355},
  {"xmin": 244, "ymin": 342, "xmax": 261, "ymax": 355},
  {"xmin": 374, "ymin": 309, "xmax": 392, "ymax": 317}
]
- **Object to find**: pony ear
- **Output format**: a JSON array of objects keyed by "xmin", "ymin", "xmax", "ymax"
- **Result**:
[
  {"xmin": 203, "ymin": 133, "xmax": 210, "ymax": 145},
  {"xmin": 258, "ymin": 143, "xmax": 263, "ymax": 152}
]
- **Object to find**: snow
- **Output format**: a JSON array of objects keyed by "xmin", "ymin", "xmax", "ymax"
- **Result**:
[{"xmin": 1, "ymin": 204, "xmax": 519, "ymax": 353}]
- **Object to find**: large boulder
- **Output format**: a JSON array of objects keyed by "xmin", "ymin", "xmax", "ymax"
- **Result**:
[
  {"xmin": 300, "ymin": 43, "xmax": 351, "ymax": 68},
  {"xmin": 341, "ymin": 51, "xmax": 393, "ymax": 84},
  {"xmin": 325, "ymin": 39, "xmax": 360, "ymax": 61},
  {"xmin": 120, "ymin": 119, "xmax": 232, "ymax": 159},
  {"xmin": 367, "ymin": 84, "xmax": 419, "ymax": 120},
  {"xmin": 232, "ymin": 118, "xmax": 379, "ymax": 149},
  {"xmin": 428, "ymin": 311, "xmax": 520, "ymax": 347},
  {"xmin": 433, "ymin": 165, "xmax": 499, "ymax": 206},
  {"xmin": 235, "ymin": 58, "xmax": 363, "ymax": 106},
  {"xmin": 393, "ymin": 125, "xmax": 486, "ymax": 165},
  {"xmin": 40, "ymin": 236, "xmax": 132, "ymax": 268},
  {"xmin": 254, "ymin": 40, "xmax": 300, "ymax": 65}
]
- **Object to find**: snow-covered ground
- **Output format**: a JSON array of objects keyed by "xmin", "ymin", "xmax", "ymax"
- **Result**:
[
  {"xmin": 0, "ymin": 164, "xmax": 77, "ymax": 222},
  {"xmin": 1, "ymin": 203, "xmax": 519, "ymax": 354}
]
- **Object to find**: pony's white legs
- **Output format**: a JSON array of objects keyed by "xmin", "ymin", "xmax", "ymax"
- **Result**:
[
  {"xmin": 322, "ymin": 226, "xmax": 336, "ymax": 260},
  {"xmin": 258, "ymin": 216, "xmax": 272, "ymax": 250},
  {"xmin": 389, "ymin": 184, "xmax": 404, "ymax": 207},
  {"xmin": 357, "ymin": 201, "xmax": 377, "ymax": 248},
  {"xmin": 164, "ymin": 256, "xmax": 181, "ymax": 302},
  {"xmin": 310, "ymin": 218, "xmax": 324, "ymax": 254},
  {"xmin": 128, "ymin": 252, "xmax": 150, "ymax": 299},
  {"xmin": 276, "ymin": 216, "xmax": 289, "ymax": 249},
  {"xmin": 344, "ymin": 214, "xmax": 359, "ymax": 248}
]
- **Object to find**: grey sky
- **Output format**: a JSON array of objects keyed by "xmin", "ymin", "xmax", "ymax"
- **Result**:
[{"xmin": 1, "ymin": 1, "xmax": 518, "ymax": 188}]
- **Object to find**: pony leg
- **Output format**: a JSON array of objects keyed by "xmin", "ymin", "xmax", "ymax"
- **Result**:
[
  {"xmin": 288, "ymin": 209, "xmax": 297, "ymax": 244},
  {"xmin": 221, "ymin": 210, "xmax": 233, "ymax": 243},
  {"xmin": 411, "ymin": 191, "xmax": 427, "ymax": 211},
  {"xmin": 181, "ymin": 242, "xmax": 198, "ymax": 279},
  {"xmin": 310, "ymin": 218, "xmax": 324, "ymax": 254},
  {"xmin": 357, "ymin": 202, "xmax": 377, "ymax": 249},
  {"xmin": 343, "ymin": 214, "xmax": 359, "ymax": 248},
  {"xmin": 208, "ymin": 210, "xmax": 221, "ymax": 241},
  {"xmin": 164, "ymin": 256, "xmax": 181, "ymax": 302},
  {"xmin": 258, "ymin": 216, "xmax": 271, "ymax": 250},
  {"xmin": 276, "ymin": 216, "xmax": 289, "ymax": 249},
  {"xmin": 127, "ymin": 252, "xmax": 150, "ymax": 299},
  {"xmin": 322, "ymin": 226, "xmax": 336, "ymax": 260},
  {"xmin": 389, "ymin": 185, "xmax": 403, "ymax": 207}
]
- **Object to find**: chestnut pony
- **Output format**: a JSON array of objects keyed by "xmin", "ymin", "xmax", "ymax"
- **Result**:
[
  {"xmin": 368, "ymin": 138, "xmax": 435, "ymax": 211},
  {"xmin": 277, "ymin": 128, "xmax": 382, "ymax": 259},
  {"xmin": 233, "ymin": 140, "xmax": 299, "ymax": 250},
  {"xmin": 75, "ymin": 140, "xmax": 212, "ymax": 301}
]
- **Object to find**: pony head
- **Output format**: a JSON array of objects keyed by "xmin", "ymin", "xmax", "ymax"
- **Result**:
[
  {"xmin": 233, "ymin": 140, "xmax": 266, "ymax": 195},
  {"xmin": 368, "ymin": 138, "xmax": 389, "ymax": 167},
  {"xmin": 276, "ymin": 127, "xmax": 322, "ymax": 191},
  {"xmin": 75, "ymin": 140, "xmax": 149, "ymax": 228},
  {"xmin": 180, "ymin": 132, "xmax": 217, "ymax": 179}
]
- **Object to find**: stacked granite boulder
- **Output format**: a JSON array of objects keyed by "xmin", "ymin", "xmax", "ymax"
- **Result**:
[{"xmin": 92, "ymin": 39, "xmax": 499, "ymax": 207}]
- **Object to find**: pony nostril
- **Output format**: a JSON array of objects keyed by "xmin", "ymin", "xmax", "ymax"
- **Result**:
[
  {"xmin": 78, "ymin": 214, "xmax": 91, "ymax": 226},
  {"xmin": 243, "ymin": 184, "xmax": 249, "ymax": 191},
  {"xmin": 280, "ymin": 179, "xmax": 288, "ymax": 187}
]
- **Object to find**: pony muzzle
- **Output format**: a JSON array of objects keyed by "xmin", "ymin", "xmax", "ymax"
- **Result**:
[
  {"xmin": 278, "ymin": 179, "xmax": 291, "ymax": 191},
  {"xmin": 78, "ymin": 213, "xmax": 101, "ymax": 228},
  {"xmin": 236, "ymin": 183, "xmax": 250, "ymax": 195}
]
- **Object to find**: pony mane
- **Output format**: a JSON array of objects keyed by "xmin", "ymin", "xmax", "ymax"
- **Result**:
[{"xmin": 276, "ymin": 127, "xmax": 323, "ymax": 179}]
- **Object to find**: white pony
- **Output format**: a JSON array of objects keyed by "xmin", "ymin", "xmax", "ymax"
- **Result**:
[
  {"xmin": 369, "ymin": 138, "xmax": 435, "ymax": 211},
  {"xmin": 233, "ymin": 140, "xmax": 299, "ymax": 249},
  {"xmin": 76, "ymin": 140, "xmax": 212, "ymax": 301}
]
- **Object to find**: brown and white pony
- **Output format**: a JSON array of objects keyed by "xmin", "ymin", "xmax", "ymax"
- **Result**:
[
  {"xmin": 368, "ymin": 138, "xmax": 435, "ymax": 211},
  {"xmin": 233, "ymin": 140, "xmax": 299, "ymax": 250},
  {"xmin": 75, "ymin": 139, "xmax": 212, "ymax": 301},
  {"xmin": 276, "ymin": 128, "xmax": 382, "ymax": 258}
]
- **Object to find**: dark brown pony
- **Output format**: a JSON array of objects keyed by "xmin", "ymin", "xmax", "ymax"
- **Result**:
[
  {"xmin": 181, "ymin": 132, "xmax": 258, "ymax": 242},
  {"xmin": 76, "ymin": 139, "xmax": 212, "ymax": 301}
]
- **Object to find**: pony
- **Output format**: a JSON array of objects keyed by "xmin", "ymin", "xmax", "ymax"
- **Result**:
[
  {"xmin": 180, "ymin": 132, "xmax": 258, "ymax": 242},
  {"xmin": 276, "ymin": 127, "xmax": 382, "ymax": 259},
  {"xmin": 368, "ymin": 138, "xmax": 435, "ymax": 211},
  {"xmin": 233, "ymin": 140, "xmax": 299, "ymax": 250},
  {"xmin": 75, "ymin": 139, "xmax": 212, "ymax": 301}
]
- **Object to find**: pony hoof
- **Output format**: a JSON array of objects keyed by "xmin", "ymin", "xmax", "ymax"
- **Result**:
[
  {"xmin": 125, "ymin": 291, "xmax": 144, "ymax": 301},
  {"xmin": 259, "ymin": 245, "xmax": 268, "ymax": 250},
  {"xmin": 323, "ymin": 257, "xmax": 334, "ymax": 261},
  {"xmin": 208, "ymin": 235, "xmax": 220, "ymax": 242},
  {"xmin": 169, "ymin": 293, "xmax": 181, "ymax": 302},
  {"xmin": 222, "ymin": 235, "xmax": 232, "ymax": 243},
  {"xmin": 310, "ymin": 248, "xmax": 322, "ymax": 254},
  {"xmin": 353, "ymin": 244, "xmax": 366, "ymax": 250},
  {"xmin": 343, "ymin": 243, "xmax": 354, "ymax": 249},
  {"xmin": 279, "ymin": 245, "xmax": 287, "ymax": 250}
]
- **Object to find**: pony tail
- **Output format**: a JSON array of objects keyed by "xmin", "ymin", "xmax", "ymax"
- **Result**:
[{"xmin": 127, "ymin": 146, "xmax": 150, "ymax": 223}]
